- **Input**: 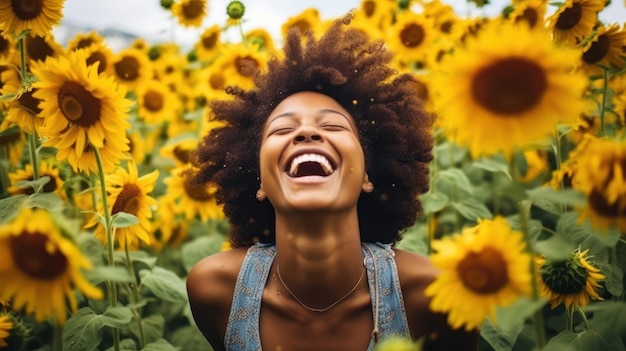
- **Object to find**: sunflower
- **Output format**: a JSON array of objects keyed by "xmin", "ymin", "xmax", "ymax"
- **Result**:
[
  {"xmin": 159, "ymin": 137, "xmax": 197, "ymax": 168},
  {"xmin": 507, "ymin": 0, "xmax": 548, "ymax": 30},
  {"xmin": 546, "ymin": 0, "xmax": 605, "ymax": 45},
  {"xmin": 85, "ymin": 162, "xmax": 159, "ymax": 250},
  {"xmin": 31, "ymin": 49, "xmax": 132, "ymax": 175},
  {"xmin": 214, "ymin": 43, "xmax": 268, "ymax": 91},
  {"xmin": 66, "ymin": 31, "xmax": 105, "ymax": 51},
  {"xmin": 579, "ymin": 24, "xmax": 626, "ymax": 76},
  {"xmin": 0, "ymin": 0, "xmax": 65, "ymax": 37},
  {"xmin": 354, "ymin": 0, "xmax": 396, "ymax": 32},
  {"xmin": 127, "ymin": 130, "xmax": 148, "ymax": 166},
  {"xmin": 425, "ymin": 217, "xmax": 532, "ymax": 331},
  {"xmin": 572, "ymin": 138, "xmax": 626, "ymax": 231},
  {"xmin": 0, "ymin": 31, "xmax": 15, "ymax": 59},
  {"xmin": 432, "ymin": 21, "xmax": 588, "ymax": 159},
  {"xmin": 537, "ymin": 248, "xmax": 604, "ymax": 309},
  {"xmin": 135, "ymin": 79, "xmax": 181, "ymax": 125},
  {"xmin": 79, "ymin": 41, "xmax": 116, "ymax": 77},
  {"xmin": 7, "ymin": 161, "xmax": 66, "ymax": 198},
  {"xmin": 151, "ymin": 196, "xmax": 188, "ymax": 250},
  {"xmin": 162, "ymin": 165, "xmax": 224, "ymax": 223},
  {"xmin": 0, "ymin": 208, "xmax": 103, "ymax": 324},
  {"xmin": 195, "ymin": 25, "xmax": 222, "ymax": 62},
  {"xmin": 385, "ymin": 11, "xmax": 435, "ymax": 69},
  {"xmin": 24, "ymin": 33, "xmax": 63, "ymax": 63},
  {"xmin": 171, "ymin": 0, "xmax": 208, "ymax": 28},
  {"xmin": 245, "ymin": 28, "xmax": 276, "ymax": 53},
  {"xmin": 519, "ymin": 149, "xmax": 550, "ymax": 183},
  {"xmin": 0, "ymin": 124, "xmax": 25, "ymax": 167},
  {"xmin": 0, "ymin": 67, "xmax": 44, "ymax": 134},
  {"xmin": 195, "ymin": 63, "xmax": 231, "ymax": 102},
  {"xmin": 111, "ymin": 47, "xmax": 152, "ymax": 91},
  {"xmin": 0, "ymin": 314, "xmax": 11, "ymax": 347},
  {"xmin": 281, "ymin": 8, "xmax": 322, "ymax": 41}
]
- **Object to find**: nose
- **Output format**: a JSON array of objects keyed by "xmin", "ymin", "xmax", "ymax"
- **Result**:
[{"xmin": 293, "ymin": 127, "xmax": 323, "ymax": 144}]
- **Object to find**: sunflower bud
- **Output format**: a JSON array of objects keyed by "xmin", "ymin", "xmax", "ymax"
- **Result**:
[
  {"xmin": 226, "ymin": 1, "xmax": 245, "ymax": 20},
  {"xmin": 1, "ymin": 313, "xmax": 29, "ymax": 351},
  {"xmin": 160, "ymin": 0, "xmax": 174, "ymax": 10},
  {"xmin": 398, "ymin": 0, "xmax": 412, "ymax": 10}
]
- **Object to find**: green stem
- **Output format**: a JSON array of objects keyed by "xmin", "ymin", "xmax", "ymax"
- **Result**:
[
  {"xmin": 93, "ymin": 146, "xmax": 120, "ymax": 351},
  {"xmin": 598, "ymin": 68, "xmax": 609, "ymax": 137},
  {"xmin": 0, "ymin": 146, "xmax": 10, "ymax": 198},
  {"xmin": 125, "ymin": 243, "xmax": 146, "ymax": 348},
  {"xmin": 566, "ymin": 305, "xmax": 574, "ymax": 331},
  {"xmin": 17, "ymin": 36, "xmax": 28, "ymax": 83},
  {"xmin": 28, "ymin": 132, "xmax": 40, "ymax": 181},
  {"xmin": 238, "ymin": 20, "xmax": 247, "ymax": 47},
  {"xmin": 577, "ymin": 307, "xmax": 591, "ymax": 330},
  {"xmin": 53, "ymin": 322, "xmax": 63, "ymax": 351}
]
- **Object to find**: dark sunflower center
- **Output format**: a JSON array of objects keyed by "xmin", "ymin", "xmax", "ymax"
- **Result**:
[
  {"xmin": 582, "ymin": 34, "xmax": 610, "ymax": 64},
  {"xmin": 182, "ymin": 0, "xmax": 204, "ymax": 19},
  {"xmin": 114, "ymin": 56, "xmax": 140, "ymax": 82},
  {"xmin": 11, "ymin": 0, "xmax": 43, "ymax": 20},
  {"xmin": 457, "ymin": 247, "xmax": 509, "ymax": 294},
  {"xmin": 25, "ymin": 35, "xmax": 54, "ymax": 62},
  {"xmin": 0, "ymin": 35, "xmax": 10, "ymax": 54},
  {"xmin": 235, "ymin": 56, "xmax": 258, "ymax": 77},
  {"xmin": 144, "ymin": 90, "xmax": 164, "ymax": 112},
  {"xmin": 173, "ymin": 146, "xmax": 190, "ymax": 164},
  {"xmin": 401, "ymin": 23, "xmax": 425, "ymax": 48},
  {"xmin": 86, "ymin": 51, "xmax": 108, "ymax": 75},
  {"xmin": 472, "ymin": 58, "xmax": 547, "ymax": 115},
  {"xmin": 111, "ymin": 183, "xmax": 142, "ymax": 216},
  {"xmin": 58, "ymin": 81, "xmax": 102, "ymax": 126},
  {"xmin": 363, "ymin": 0, "xmax": 376, "ymax": 17},
  {"xmin": 202, "ymin": 32, "xmax": 218, "ymax": 50},
  {"xmin": 540, "ymin": 258, "xmax": 587, "ymax": 294},
  {"xmin": 19, "ymin": 88, "xmax": 42, "ymax": 115},
  {"xmin": 516, "ymin": 8, "xmax": 539, "ymax": 28},
  {"xmin": 10, "ymin": 232, "xmax": 68, "ymax": 280},
  {"xmin": 183, "ymin": 179, "xmax": 214, "ymax": 201},
  {"xmin": 75, "ymin": 38, "xmax": 95, "ymax": 50},
  {"xmin": 291, "ymin": 20, "xmax": 311, "ymax": 35},
  {"xmin": 440, "ymin": 20, "xmax": 454, "ymax": 34},
  {"xmin": 588, "ymin": 187, "xmax": 626, "ymax": 218},
  {"xmin": 209, "ymin": 72, "xmax": 225, "ymax": 89},
  {"xmin": 555, "ymin": 3, "xmax": 582, "ymax": 30}
]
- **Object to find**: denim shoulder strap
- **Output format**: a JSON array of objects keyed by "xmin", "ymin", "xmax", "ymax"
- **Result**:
[{"xmin": 224, "ymin": 243, "xmax": 275, "ymax": 351}]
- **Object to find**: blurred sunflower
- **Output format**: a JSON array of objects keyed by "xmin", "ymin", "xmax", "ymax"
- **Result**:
[
  {"xmin": 580, "ymin": 24, "xmax": 626, "ymax": 76},
  {"xmin": 159, "ymin": 137, "xmax": 198, "ymax": 168},
  {"xmin": 519, "ymin": 149, "xmax": 550, "ymax": 183},
  {"xmin": 281, "ymin": 8, "xmax": 322, "ymax": 41},
  {"xmin": 573, "ymin": 138, "xmax": 626, "ymax": 231},
  {"xmin": 245, "ymin": 28, "xmax": 276, "ymax": 53},
  {"xmin": 0, "ymin": 67, "xmax": 43, "ymax": 134},
  {"xmin": 135, "ymin": 79, "xmax": 181, "ymax": 125},
  {"xmin": 425, "ymin": 217, "xmax": 532, "ymax": 331},
  {"xmin": 7, "ymin": 161, "xmax": 65, "ymax": 198},
  {"xmin": 546, "ymin": 0, "xmax": 605, "ymax": 45},
  {"xmin": 0, "ymin": 314, "xmax": 10, "ymax": 347},
  {"xmin": 507, "ymin": 0, "xmax": 548, "ymax": 30},
  {"xmin": 31, "ymin": 49, "xmax": 132, "ymax": 174},
  {"xmin": 66, "ymin": 31, "xmax": 105, "ymax": 52},
  {"xmin": 537, "ymin": 248, "xmax": 604, "ymax": 309},
  {"xmin": 163, "ymin": 165, "xmax": 224, "ymax": 223},
  {"xmin": 24, "ymin": 33, "xmax": 63, "ymax": 63},
  {"xmin": 0, "ymin": 124, "xmax": 25, "ymax": 167},
  {"xmin": 151, "ymin": 197, "xmax": 188, "ymax": 250},
  {"xmin": 354, "ymin": 0, "xmax": 396, "ymax": 32},
  {"xmin": 0, "ymin": 208, "xmax": 103, "ymax": 324},
  {"xmin": 80, "ymin": 41, "xmax": 116, "ymax": 77},
  {"xmin": 171, "ymin": 0, "xmax": 208, "ymax": 28},
  {"xmin": 195, "ymin": 25, "xmax": 222, "ymax": 62},
  {"xmin": 432, "ymin": 22, "xmax": 588, "ymax": 159},
  {"xmin": 386, "ymin": 11, "xmax": 435, "ymax": 69},
  {"xmin": 85, "ymin": 162, "xmax": 159, "ymax": 250},
  {"xmin": 112, "ymin": 47, "xmax": 152, "ymax": 91},
  {"xmin": 547, "ymin": 133, "xmax": 595, "ymax": 190},
  {"xmin": 0, "ymin": 0, "xmax": 65, "ymax": 37},
  {"xmin": 0, "ymin": 31, "xmax": 15, "ymax": 59},
  {"xmin": 215, "ymin": 43, "xmax": 268, "ymax": 91},
  {"xmin": 127, "ymin": 130, "xmax": 148, "ymax": 165},
  {"xmin": 195, "ymin": 63, "xmax": 231, "ymax": 102}
]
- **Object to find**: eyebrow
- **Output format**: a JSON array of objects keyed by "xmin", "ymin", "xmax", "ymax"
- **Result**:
[{"xmin": 265, "ymin": 108, "xmax": 352, "ymax": 128}]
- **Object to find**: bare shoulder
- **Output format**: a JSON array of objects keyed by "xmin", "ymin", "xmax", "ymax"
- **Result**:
[
  {"xmin": 393, "ymin": 248, "xmax": 479, "ymax": 351},
  {"xmin": 186, "ymin": 247, "xmax": 249, "ymax": 350}
]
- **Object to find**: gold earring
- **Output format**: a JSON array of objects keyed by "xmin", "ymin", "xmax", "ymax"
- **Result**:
[{"xmin": 256, "ymin": 189, "xmax": 266, "ymax": 201}]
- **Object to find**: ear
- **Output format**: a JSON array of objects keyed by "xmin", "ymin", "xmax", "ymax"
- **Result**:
[
  {"xmin": 361, "ymin": 174, "xmax": 374, "ymax": 193},
  {"xmin": 256, "ymin": 188, "xmax": 267, "ymax": 201}
]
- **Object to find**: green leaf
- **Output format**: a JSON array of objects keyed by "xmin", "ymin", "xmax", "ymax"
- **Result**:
[
  {"xmin": 15, "ymin": 175, "xmax": 50, "ymax": 192},
  {"xmin": 544, "ymin": 329, "xmax": 622, "ymax": 351},
  {"xmin": 84, "ymin": 266, "xmax": 135, "ymax": 285},
  {"xmin": 140, "ymin": 266, "xmax": 188, "ymax": 302},
  {"xmin": 472, "ymin": 155, "xmax": 511, "ymax": 179},
  {"xmin": 419, "ymin": 191, "xmax": 449, "ymax": 214},
  {"xmin": 181, "ymin": 235, "xmax": 226, "ymax": 273},
  {"xmin": 601, "ymin": 264, "xmax": 624, "ymax": 297},
  {"xmin": 434, "ymin": 142, "xmax": 468, "ymax": 168},
  {"xmin": 111, "ymin": 211, "xmax": 140, "ymax": 229},
  {"xmin": 0, "ymin": 194, "xmax": 27, "ymax": 224},
  {"xmin": 101, "ymin": 306, "xmax": 134, "ymax": 328},
  {"xmin": 534, "ymin": 234, "xmax": 577, "ymax": 260},
  {"xmin": 23, "ymin": 192, "xmax": 65, "ymax": 213},
  {"xmin": 0, "ymin": 93, "xmax": 16, "ymax": 101},
  {"xmin": 437, "ymin": 168, "xmax": 474, "ymax": 194},
  {"xmin": 169, "ymin": 325, "xmax": 212, "ymax": 351},
  {"xmin": 396, "ymin": 223, "xmax": 428, "ymax": 255},
  {"xmin": 62, "ymin": 307, "xmax": 105, "ymax": 351},
  {"xmin": 130, "ymin": 314, "xmax": 164, "ymax": 344},
  {"xmin": 526, "ymin": 187, "xmax": 586, "ymax": 209},
  {"xmin": 480, "ymin": 318, "xmax": 521, "ymax": 351},
  {"xmin": 588, "ymin": 302, "xmax": 626, "ymax": 339},
  {"xmin": 451, "ymin": 198, "xmax": 493, "ymax": 221},
  {"xmin": 141, "ymin": 338, "xmax": 180, "ymax": 351},
  {"xmin": 104, "ymin": 338, "xmax": 137, "ymax": 351},
  {"xmin": 495, "ymin": 297, "xmax": 547, "ymax": 333}
]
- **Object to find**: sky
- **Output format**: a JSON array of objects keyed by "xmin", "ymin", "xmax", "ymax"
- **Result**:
[{"xmin": 57, "ymin": 0, "xmax": 626, "ymax": 50}]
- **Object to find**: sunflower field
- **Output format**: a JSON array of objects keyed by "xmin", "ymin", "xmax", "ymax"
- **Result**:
[{"xmin": 0, "ymin": 0, "xmax": 625, "ymax": 350}]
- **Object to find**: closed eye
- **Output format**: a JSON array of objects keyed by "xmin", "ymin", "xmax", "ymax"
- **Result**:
[{"xmin": 320, "ymin": 124, "xmax": 350, "ymax": 131}]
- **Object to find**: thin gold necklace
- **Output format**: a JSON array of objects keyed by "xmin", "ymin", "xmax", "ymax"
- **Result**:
[{"xmin": 276, "ymin": 261, "xmax": 366, "ymax": 313}]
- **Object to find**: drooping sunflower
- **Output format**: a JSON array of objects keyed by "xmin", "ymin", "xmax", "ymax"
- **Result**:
[
  {"xmin": 572, "ymin": 138, "xmax": 626, "ymax": 232},
  {"xmin": 425, "ymin": 217, "xmax": 532, "ymax": 331},
  {"xmin": 537, "ymin": 248, "xmax": 605, "ymax": 309},
  {"xmin": 579, "ymin": 24, "xmax": 626, "ymax": 76},
  {"xmin": 432, "ymin": 21, "xmax": 588, "ymax": 159},
  {"xmin": 0, "ymin": 208, "xmax": 103, "ymax": 324},
  {"xmin": 85, "ymin": 162, "xmax": 159, "ymax": 250},
  {"xmin": 385, "ymin": 11, "xmax": 435, "ymax": 69},
  {"xmin": 171, "ymin": 0, "xmax": 208, "ymax": 28},
  {"xmin": 0, "ymin": 314, "xmax": 11, "ymax": 347},
  {"xmin": 162, "ymin": 165, "xmax": 224, "ymax": 223},
  {"xmin": 31, "ymin": 49, "xmax": 132, "ymax": 175},
  {"xmin": 8, "ymin": 161, "xmax": 66, "ymax": 198},
  {"xmin": 0, "ymin": 0, "xmax": 65, "ymax": 37},
  {"xmin": 111, "ymin": 47, "xmax": 153, "ymax": 91},
  {"xmin": 546, "ymin": 0, "xmax": 605, "ymax": 45},
  {"xmin": 195, "ymin": 25, "xmax": 222, "ymax": 62},
  {"xmin": 0, "ymin": 67, "xmax": 44, "ymax": 135}
]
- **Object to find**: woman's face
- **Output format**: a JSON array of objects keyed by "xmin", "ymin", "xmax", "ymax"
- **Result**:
[{"xmin": 259, "ymin": 91, "xmax": 370, "ymax": 214}]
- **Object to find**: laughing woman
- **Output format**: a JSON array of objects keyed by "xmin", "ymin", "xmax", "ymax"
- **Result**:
[{"xmin": 186, "ymin": 14, "xmax": 479, "ymax": 351}]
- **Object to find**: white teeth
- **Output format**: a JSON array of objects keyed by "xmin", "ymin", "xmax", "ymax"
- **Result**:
[{"xmin": 289, "ymin": 153, "xmax": 333, "ymax": 176}]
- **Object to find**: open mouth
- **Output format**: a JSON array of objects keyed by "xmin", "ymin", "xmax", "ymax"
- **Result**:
[{"xmin": 286, "ymin": 153, "xmax": 336, "ymax": 177}]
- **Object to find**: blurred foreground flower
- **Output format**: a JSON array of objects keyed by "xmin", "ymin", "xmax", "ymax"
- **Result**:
[
  {"xmin": 537, "ymin": 249, "xmax": 605, "ymax": 309},
  {"xmin": 85, "ymin": 162, "xmax": 159, "ymax": 250},
  {"xmin": 425, "ymin": 217, "xmax": 532, "ymax": 331},
  {"xmin": 31, "ymin": 50, "xmax": 132, "ymax": 174},
  {"xmin": 374, "ymin": 335, "xmax": 423, "ymax": 351},
  {"xmin": 0, "ymin": 208, "xmax": 103, "ymax": 325},
  {"xmin": 0, "ymin": 314, "xmax": 11, "ymax": 347},
  {"xmin": 432, "ymin": 22, "xmax": 588, "ymax": 158}
]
